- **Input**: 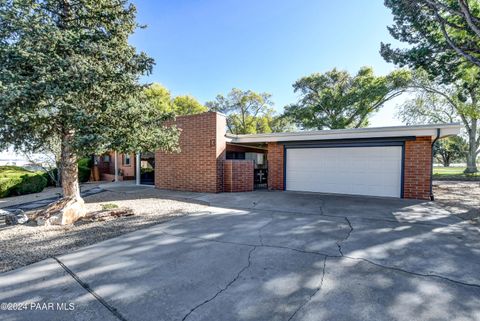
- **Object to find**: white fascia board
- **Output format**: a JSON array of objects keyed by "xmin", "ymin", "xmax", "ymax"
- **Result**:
[{"xmin": 226, "ymin": 123, "xmax": 462, "ymax": 144}]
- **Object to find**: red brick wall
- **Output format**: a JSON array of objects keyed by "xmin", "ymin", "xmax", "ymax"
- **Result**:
[
  {"xmin": 267, "ymin": 142, "xmax": 284, "ymax": 190},
  {"xmin": 223, "ymin": 160, "xmax": 254, "ymax": 192},
  {"xmin": 155, "ymin": 112, "xmax": 226, "ymax": 193},
  {"xmin": 403, "ymin": 136, "xmax": 432, "ymax": 200}
]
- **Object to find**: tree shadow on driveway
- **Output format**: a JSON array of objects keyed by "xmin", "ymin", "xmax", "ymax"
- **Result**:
[{"xmin": 1, "ymin": 191, "xmax": 480, "ymax": 321}]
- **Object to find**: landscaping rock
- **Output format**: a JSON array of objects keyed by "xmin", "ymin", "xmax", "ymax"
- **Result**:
[
  {"xmin": 2, "ymin": 209, "xmax": 28, "ymax": 225},
  {"xmin": 5, "ymin": 213, "xmax": 18, "ymax": 225},
  {"xmin": 34, "ymin": 197, "xmax": 87, "ymax": 225}
]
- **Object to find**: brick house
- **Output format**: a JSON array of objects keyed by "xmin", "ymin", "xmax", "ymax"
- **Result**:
[{"xmin": 101, "ymin": 112, "xmax": 461, "ymax": 200}]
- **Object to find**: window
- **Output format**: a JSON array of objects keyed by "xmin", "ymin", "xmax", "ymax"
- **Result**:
[
  {"xmin": 226, "ymin": 152, "xmax": 245, "ymax": 160},
  {"xmin": 103, "ymin": 155, "xmax": 110, "ymax": 162},
  {"xmin": 123, "ymin": 154, "xmax": 131, "ymax": 166}
]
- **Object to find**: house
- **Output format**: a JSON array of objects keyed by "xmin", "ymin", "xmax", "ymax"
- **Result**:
[{"xmin": 100, "ymin": 112, "xmax": 461, "ymax": 200}]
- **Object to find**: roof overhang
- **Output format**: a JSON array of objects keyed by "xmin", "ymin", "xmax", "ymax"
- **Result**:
[{"xmin": 226, "ymin": 123, "xmax": 462, "ymax": 144}]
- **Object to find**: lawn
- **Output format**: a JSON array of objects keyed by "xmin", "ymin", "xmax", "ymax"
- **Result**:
[{"xmin": 433, "ymin": 166, "xmax": 480, "ymax": 181}]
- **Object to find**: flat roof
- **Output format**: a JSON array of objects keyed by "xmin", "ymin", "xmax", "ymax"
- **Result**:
[{"xmin": 226, "ymin": 123, "xmax": 462, "ymax": 143}]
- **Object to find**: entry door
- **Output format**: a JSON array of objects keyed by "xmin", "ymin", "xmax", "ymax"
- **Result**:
[{"xmin": 285, "ymin": 146, "xmax": 403, "ymax": 198}]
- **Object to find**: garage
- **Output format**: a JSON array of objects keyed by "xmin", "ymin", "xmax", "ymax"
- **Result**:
[
  {"xmin": 285, "ymin": 146, "xmax": 403, "ymax": 198},
  {"xmin": 227, "ymin": 122, "xmax": 461, "ymax": 200}
]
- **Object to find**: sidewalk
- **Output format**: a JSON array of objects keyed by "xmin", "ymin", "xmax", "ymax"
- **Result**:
[{"xmin": 1, "ymin": 183, "xmax": 104, "ymax": 212}]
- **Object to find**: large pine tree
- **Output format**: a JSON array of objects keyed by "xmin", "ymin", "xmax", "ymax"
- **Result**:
[{"xmin": 0, "ymin": 0, "xmax": 179, "ymax": 223}]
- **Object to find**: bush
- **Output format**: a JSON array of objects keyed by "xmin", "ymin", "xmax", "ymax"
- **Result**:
[
  {"xmin": 0, "ymin": 166, "xmax": 47, "ymax": 198},
  {"xmin": 78, "ymin": 166, "xmax": 91, "ymax": 183},
  {"xmin": 0, "ymin": 176, "xmax": 23, "ymax": 198},
  {"xmin": 13, "ymin": 174, "xmax": 47, "ymax": 196},
  {"xmin": 78, "ymin": 157, "xmax": 93, "ymax": 168}
]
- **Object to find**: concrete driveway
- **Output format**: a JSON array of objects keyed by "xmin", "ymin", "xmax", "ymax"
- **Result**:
[{"xmin": 1, "ymin": 191, "xmax": 480, "ymax": 321}]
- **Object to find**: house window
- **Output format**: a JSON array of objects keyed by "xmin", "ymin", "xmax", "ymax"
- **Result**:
[
  {"xmin": 103, "ymin": 155, "xmax": 110, "ymax": 162},
  {"xmin": 123, "ymin": 154, "xmax": 131, "ymax": 166}
]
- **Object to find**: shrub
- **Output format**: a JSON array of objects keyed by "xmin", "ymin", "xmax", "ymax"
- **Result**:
[
  {"xmin": 78, "ymin": 157, "xmax": 93, "ymax": 168},
  {"xmin": 0, "ymin": 176, "xmax": 23, "ymax": 198},
  {"xmin": 78, "ymin": 166, "xmax": 91, "ymax": 183},
  {"xmin": 12, "ymin": 174, "xmax": 47, "ymax": 195},
  {"xmin": 0, "ymin": 166, "xmax": 47, "ymax": 198}
]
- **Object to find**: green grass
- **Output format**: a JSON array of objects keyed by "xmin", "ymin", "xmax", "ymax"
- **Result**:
[
  {"xmin": 101, "ymin": 203, "xmax": 119, "ymax": 211},
  {"xmin": 433, "ymin": 166, "xmax": 480, "ymax": 181}
]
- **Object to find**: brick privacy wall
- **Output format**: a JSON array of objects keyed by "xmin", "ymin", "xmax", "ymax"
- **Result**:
[
  {"xmin": 267, "ymin": 142, "xmax": 284, "ymax": 190},
  {"xmin": 155, "ymin": 112, "xmax": 226, "ymax": 193},
  {"xmin": 223, "ymin": 160, "xmax": 254, "ymax": 192},
  {"xmin": 403, "ymin": 136, "xmax": 433, "ymax": 200}
]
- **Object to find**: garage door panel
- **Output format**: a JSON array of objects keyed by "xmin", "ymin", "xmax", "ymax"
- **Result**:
[{"xmin": 285, "ymin": 147, "xmax": 402, "ymax": 198}]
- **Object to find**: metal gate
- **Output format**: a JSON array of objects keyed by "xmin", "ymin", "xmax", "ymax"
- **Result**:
[{"xmin": 254, "ymin": 168, "xmax": 268, "ymax": 189}]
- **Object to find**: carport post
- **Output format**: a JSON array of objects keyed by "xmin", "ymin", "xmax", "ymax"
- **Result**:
[
  {"xmin": 430, "ymin": 128, "xmax": 441, "ymax": 201},
  {"xmin": 114, "ymin": 151, "xmax": 118, "ymax": 182},
  {"xmin": 136, "ymin": 152, "xmax": 141, "ymax": 185}
]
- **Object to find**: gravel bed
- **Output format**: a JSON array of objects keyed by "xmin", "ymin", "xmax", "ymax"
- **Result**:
[
  {"xmin": 0, "ymin": 189, "xmax": 206, "ymax": 273},
  {"xmin": 433, "ymin": 180, "xmax": 480, "ymax": 223}
]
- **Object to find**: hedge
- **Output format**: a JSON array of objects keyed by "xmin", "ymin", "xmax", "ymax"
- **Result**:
[{"xmin": 0, "ymin": 166, "xmax": 48, "ymax": 198}]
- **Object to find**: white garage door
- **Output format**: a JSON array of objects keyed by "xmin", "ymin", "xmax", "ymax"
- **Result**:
[{"xmin": 286, "ymin": 146, "xmax": 403, "ymax": 198}]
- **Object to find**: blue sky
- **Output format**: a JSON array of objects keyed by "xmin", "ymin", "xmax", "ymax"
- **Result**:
[{"xmin": 130, "ymin": 0, "xmax": 406, "ymax": 127}]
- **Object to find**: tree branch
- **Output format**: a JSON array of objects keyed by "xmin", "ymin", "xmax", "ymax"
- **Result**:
[
  {"xmin": 458, "ymin": 0, "xmax": 480, "ymax": 38},
  {"xmin": 436, "ymin": 11, "xmax": 480, "ymax": 67}
]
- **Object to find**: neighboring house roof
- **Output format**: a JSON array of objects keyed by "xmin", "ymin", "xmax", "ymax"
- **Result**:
[{"xmin": 226, "ymin": 123, "xmax": 462, "ymax": 144}]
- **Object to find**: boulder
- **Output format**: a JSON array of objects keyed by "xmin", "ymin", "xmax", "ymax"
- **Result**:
[{"xmin": 35, "ymin": 197, "xmax": 87, "ymax": 226}]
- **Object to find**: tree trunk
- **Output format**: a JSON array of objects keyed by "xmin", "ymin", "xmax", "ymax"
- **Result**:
[
  {"xmin": 35, "ymin": 132, "xmax": 87, "ymax": 225},
  {"xmin": 465, "ymin": 120, "xmax": 479, "ymax": 174},
  {"xmin": 61, "ymin": 135, "xmax": 80, "ymax": 198}
]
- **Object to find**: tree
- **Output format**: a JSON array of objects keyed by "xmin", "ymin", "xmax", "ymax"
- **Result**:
[
  {"xmin": 397, "ymin": 69, "xmax": 479, "ymax": 172},
  {"xmin": 206, "ymin": 88, "xmax": 275, "ymax": 134},
  {"xmin": 283, "ymin": 67, "xmax": 411, "ymax": 130},
  {"xmin": 381, "ymin": 0, "xmax": 480, "ymax": 82},
  {"xmin": 144, "ymin": 83, "xmax": 173, "ymax": 113},
  {"xmin": 144, "ymin": 83, "xmax": 207, "ymax": 115},
  {"xmin": 0, "ymin": 0, "xmax": 179, "ymax": 224},
  {"xmin": 434, "ymin": 136, "xmax": 468, "ymax": 167},
  {"xmin": 172, "ymin": 95, "xmax": 207, "ymax": 115}
]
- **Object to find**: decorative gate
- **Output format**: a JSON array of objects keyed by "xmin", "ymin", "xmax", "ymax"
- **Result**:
[{"xmin": 254, "ymin": 168, "xmax": 268, "ymax": 189}]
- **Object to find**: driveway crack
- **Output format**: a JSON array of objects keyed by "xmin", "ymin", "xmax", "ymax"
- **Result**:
[
  {"xmin": 336, "ymin": 217, "xmax": 353, "ymax": 256},
  {"xmin": 288, "ymin": 256, "xmax": 328, "ymax": 321},
  {"xmin": 343, "ymin": 255, "xmax": 480, "ymax": 289},
  {"xmin": 52, "ymin": 256, "xmax": 128, "ymax": 321},
  {"xmin": 182, "ymin": 246, "xmax": 257, "ymax": 321}
]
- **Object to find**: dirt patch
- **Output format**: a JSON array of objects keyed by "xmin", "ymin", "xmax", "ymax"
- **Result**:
[
  {"xmin": 0, "ymin": 189, "xmax": 206, "ymax": 273},
  {"xmin": 433, "ymin": 180, "xmax": 480, "ymax": 224}
]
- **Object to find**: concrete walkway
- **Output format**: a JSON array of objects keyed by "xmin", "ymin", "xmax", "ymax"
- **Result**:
[{"xmin": 1, "ymin": 191, "xmax": 479, "ymax": 320}]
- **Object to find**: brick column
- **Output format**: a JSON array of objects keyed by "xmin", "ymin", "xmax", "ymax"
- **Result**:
[
  {"xmin": 267, "ymin": 142, "xmax": 284, "ymax": 190},
  {"xmin": 403, "ymin": 136, "xmax": 432, "ymax": 200},
  {"xmin": 155, "ymin": 112, "xmax": 226, "ymax": 193}
]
